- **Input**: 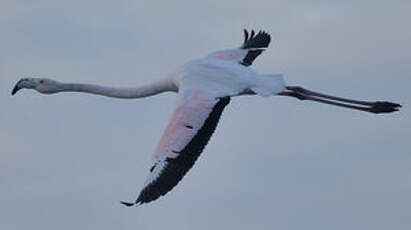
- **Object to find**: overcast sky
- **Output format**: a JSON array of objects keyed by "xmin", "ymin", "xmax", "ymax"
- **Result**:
[{"xmin": 1, "ymin": 1, "xmax": 410, "ymax": 229}]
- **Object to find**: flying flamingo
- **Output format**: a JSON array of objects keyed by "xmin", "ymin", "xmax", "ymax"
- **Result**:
[{"xmin": 12, "ymin": 30, "xmax": 401, "ymax": 206}]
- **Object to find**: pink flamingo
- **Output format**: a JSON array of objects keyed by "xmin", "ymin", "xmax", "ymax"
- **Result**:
[{"xmin": 12, "ymin": 30, "xmax": 401, "ymax": 206}]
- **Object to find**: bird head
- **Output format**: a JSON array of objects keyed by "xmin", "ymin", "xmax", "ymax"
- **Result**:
[{"xmin": 12, "ymin": 78, "xmax": 62, "ymax": 95}]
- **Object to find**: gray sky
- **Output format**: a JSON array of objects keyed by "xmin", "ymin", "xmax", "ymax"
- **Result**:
[{"xmin": 1, "ymin": 0, "xmax": 410, "ymax": 229}]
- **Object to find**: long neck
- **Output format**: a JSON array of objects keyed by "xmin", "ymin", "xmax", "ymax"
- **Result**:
[{"xmin": 58, "ymin": 78, "xmax": 177, "ymax": 99}]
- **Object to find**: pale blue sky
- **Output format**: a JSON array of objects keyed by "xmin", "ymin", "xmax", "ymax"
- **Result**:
[{"xmin": 1, "ymin": 1, "xmax": 410, "ymax": 229}]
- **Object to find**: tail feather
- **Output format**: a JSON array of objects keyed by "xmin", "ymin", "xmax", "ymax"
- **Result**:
[{"xmin": 251, "ymin": 74, "xmax": 286, "ymax": 97}]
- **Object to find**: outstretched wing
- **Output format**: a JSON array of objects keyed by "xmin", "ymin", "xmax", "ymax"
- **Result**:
[
  {"xmin": 240, "ymin": 29, "xmax": 271, "ymax": 66},
  {"xmin": 122, "ymin": 90, "xmax": 230, "ymax": 206}
]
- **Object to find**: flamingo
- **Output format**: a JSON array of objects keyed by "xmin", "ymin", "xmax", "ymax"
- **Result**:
[{"xmin": 12, "ymin": 29, "xmax": 401, "ymax": 206}]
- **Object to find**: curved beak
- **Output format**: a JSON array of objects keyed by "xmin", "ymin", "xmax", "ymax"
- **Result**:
[{"xmin": 11, "ymin": 79, "xmax": 24, "ymax": 96}]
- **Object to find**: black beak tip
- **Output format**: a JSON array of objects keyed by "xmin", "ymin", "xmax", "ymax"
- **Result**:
[
  {"xmin": 11, "ymin": 79, "xmax": 25, "ymax": 96},
  {"xmin": 11, "ymin": 85, "xmax": 20, "ymax": 96}
]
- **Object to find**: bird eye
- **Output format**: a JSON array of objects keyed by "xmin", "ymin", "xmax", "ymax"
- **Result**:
[{"xmin": 39, "ymin": 80, "xmax": 44, "ymax": 84}]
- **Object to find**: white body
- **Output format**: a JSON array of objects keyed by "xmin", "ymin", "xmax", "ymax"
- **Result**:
[{"xmin": 172, "ymin": 53, "xmax": 285, "ymax": 99}]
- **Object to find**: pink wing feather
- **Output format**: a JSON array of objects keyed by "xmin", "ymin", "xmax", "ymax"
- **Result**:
[
  {"xmin": 208, "ymin": 29, "xmax": 271, "ymax": 66},
  {"xmin": 122, "ymin": 90, "xmax": 230, "ymax": 205},
  {"xmin": 153, "ymin": 90, "xmax": 216, "ymax": 159}
]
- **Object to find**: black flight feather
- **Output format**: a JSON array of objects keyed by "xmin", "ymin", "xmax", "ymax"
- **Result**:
[
  {"xmin": 240, "ymin": 29, "xmax": 271, "ymax": 66},
  {"xmin": 130, "ymin": 97, "xmax": 231, "ymax": 205},
  {"xmin": 241, "ymin": 30, "xmax": 271, "ymax": 50}
]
